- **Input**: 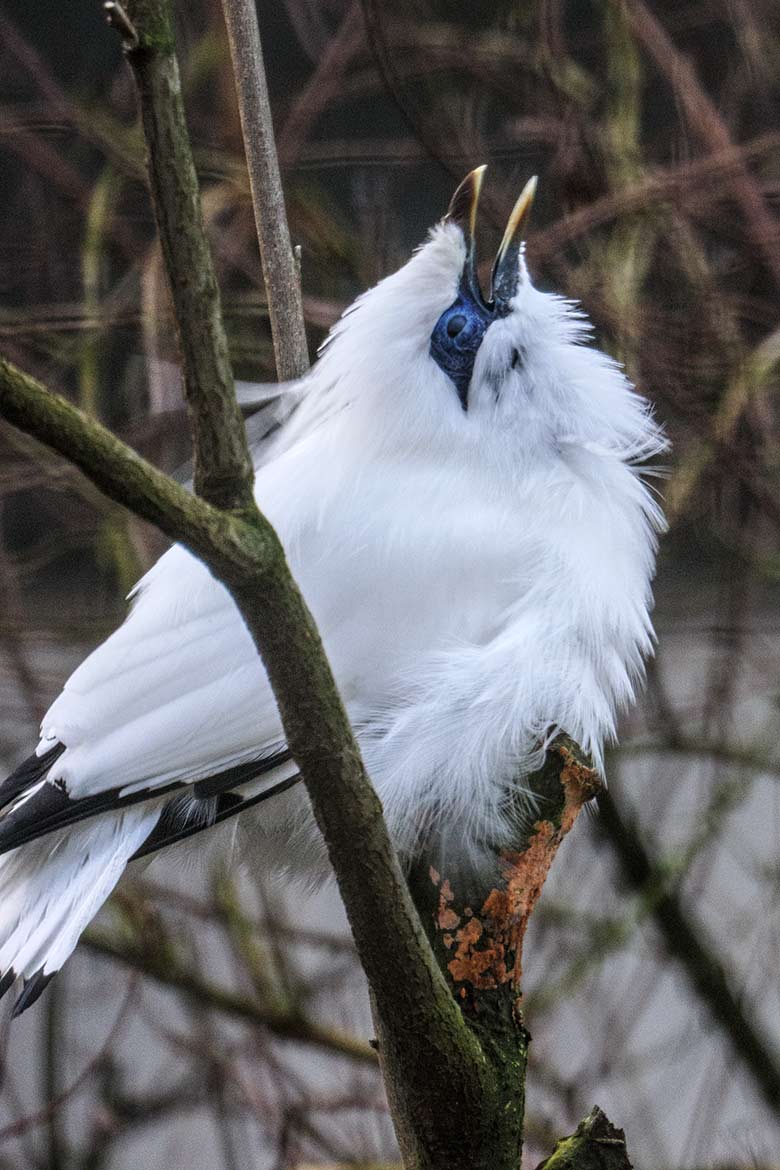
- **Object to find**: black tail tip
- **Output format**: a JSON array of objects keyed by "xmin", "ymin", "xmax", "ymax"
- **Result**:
[{"xmin": 11, "ymin": 969, "xmax": 55, "ymax": 1018}]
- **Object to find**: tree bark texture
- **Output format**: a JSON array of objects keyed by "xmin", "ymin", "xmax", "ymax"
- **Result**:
[
  {"xmin": 375, "ymin": 738, "xmax": 602, "ymax": 1170},
  {"xmin": 536, "ymin": 1107, "xmax": 632, "ymax": 1170},
  {"xmin": 107, "ymin": 0, "xmax": 255, "ymax": 513}
]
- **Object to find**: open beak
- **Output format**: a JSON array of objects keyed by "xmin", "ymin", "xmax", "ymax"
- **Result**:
[
  {"xmin": 491, "ymin": 175, "xmax": 537, "ymax": 306},
  {"xmin": 444, "ymin": 168, "xmax": 537, "ymax": 310},
  {"xmin": 444, "ymin": 165, "xmax": 487, "ymax": 306}
]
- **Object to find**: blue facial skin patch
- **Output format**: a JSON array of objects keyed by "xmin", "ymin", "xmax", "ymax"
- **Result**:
[{"xmin": 429, "ymin": 284, "xmax": 494, "ymax": 411}]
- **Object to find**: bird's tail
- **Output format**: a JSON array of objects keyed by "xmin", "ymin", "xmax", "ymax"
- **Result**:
[{"xmin": 0, "ymin": 806, "xmax": 158, "ymax": 1016}]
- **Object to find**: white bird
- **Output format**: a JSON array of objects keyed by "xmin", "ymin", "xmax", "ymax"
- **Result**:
[{"xmin": 0, "ymin": 168, "xmax": 666, "ymax": 1015}]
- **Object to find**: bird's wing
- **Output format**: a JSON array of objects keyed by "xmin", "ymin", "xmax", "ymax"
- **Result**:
[
  {"xmin": 0, "ymin": 403, "xmax": 521, "ymax": 860},
  {"xmin": 0, "ymin": 744, "xmax": 296, "ymax": 856},
  {"xmin": 0, "ymin": 534, "xmax": 297, "ymax": 857},
  {"xmin": 0, "ymin": 360, "xmax": 365, "ymax": 859},
  {"xmin": 41, "ymin": 544, "xmax": 283, "ymax": 793}
]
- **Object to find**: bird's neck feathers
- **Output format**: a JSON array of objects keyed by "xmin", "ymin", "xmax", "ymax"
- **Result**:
[
  {"xmin": 274, "ymin": 224, "xmax": 666, "ymax": 497},
  {"xmin": 274, "ymin": 224, "xmax": 467, "ymax": 453}
]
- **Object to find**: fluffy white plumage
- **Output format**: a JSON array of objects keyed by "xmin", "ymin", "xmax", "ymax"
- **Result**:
[{"xmin": 0, "ymin": 176, "xmax": 666, "ymax": 1010}]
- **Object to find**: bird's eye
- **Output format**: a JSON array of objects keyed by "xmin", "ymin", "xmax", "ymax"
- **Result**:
[{"xmin": 446, "ymin": 313, "xmax": 467, "ymax": 338}]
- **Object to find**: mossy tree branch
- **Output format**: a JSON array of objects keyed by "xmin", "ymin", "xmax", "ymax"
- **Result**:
[
  {"xmin": 378, "ymin": 739, "xmax": 603, "ymax": 1170},
  {"xmin": 105, "ymin": 0, "xmax": 255, "ymax": 513},
  {"xmin": 535, "ymin": 1107, "xmax": 632, "ymax": 1170}
]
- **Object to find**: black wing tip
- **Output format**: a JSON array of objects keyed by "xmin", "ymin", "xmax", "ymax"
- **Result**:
[
  {"xmin": 12, "ymin": 969, "xmax": 55, "ymax": 1017},
  {"xmin": 0, "ymin": 743, "xmax": 65, "ymax": 814},
  {"xmin": 0, "ymin": 749, "xmax": 292, "ymax": 858},
  {"xmin": 0, "ymin": 781, "xmax": 73, "ymax": 856},
  {"xmin": 0, "ymin": 968, "xmax": 16, "ymax": 1002},
  {"xmin": 130, "ymin": 770, "xmax": 300, "ymax": 862}
]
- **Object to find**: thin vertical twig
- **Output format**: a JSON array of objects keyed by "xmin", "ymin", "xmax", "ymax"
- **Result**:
[
  {"xmin": 219, "ymin": 0, "xmax": 310, "ymax": 380},
  {"xmin": 44, "ymin": 977, "xmax": 66, "ymax": 1170}
]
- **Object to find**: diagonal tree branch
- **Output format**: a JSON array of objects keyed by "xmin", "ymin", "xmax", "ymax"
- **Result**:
[
  {"xmin": 597, "ymin": 788, "xmax": 780, "ymax": 1120},
  {"xmin": 82, "ymin": 929, "xmax": 378, "ymax": 1064},
  {"xmin": 0, "ymin": 356, "xmax": 230, "ymax": 558},
  {"xmin": 622, "ymin": 0, "xmax": 780, "ymax": 287}
]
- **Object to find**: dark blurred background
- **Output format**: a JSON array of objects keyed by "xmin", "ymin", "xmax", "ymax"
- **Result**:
[{"xmin": 1, "ymin": 1, "xmax": 779, "ymax": 1167}]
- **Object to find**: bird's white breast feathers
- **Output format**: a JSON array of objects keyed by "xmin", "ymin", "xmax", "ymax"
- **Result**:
[{"xmin": 38, "ymin": 388, "xmax": 663, "ymax": 860}]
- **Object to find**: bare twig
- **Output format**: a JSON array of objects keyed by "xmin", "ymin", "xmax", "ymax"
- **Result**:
[
  {"xmin": 0, "ymin": 977, "xmax": 138, "ymax": 1144},
  {"xmin": 278, "ymin": 0, "xmax": 364, "ymax": 171},
  {"xmin": 219, "ymin": 0, "xmax": 310, "ymax": 380},
  {"xmin": 531, "ymin": 131, "xmax": 780, "ymax": 268},
  {"xmin": 82, "ymin": 929, "xmax": 377, "ymax": 1065},
  {"xmin": 103, "ymin": 2, "xmax": 139, "ymax": 49}
]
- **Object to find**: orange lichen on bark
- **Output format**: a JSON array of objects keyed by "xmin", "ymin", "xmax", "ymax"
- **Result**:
[
  {"xmin": 436, "ymin": 876, "xmax": 462, "ymax": 932},
  {"xmin": 438, "ymin": 744, "xmax": 601, "ymax": 995},
  {"xmin": 443, "ymin": 819, "xmax": 557, "ymax": 992},
  {"xmin": 558, "ymin": 747, "xmax": 602, "ymax": 832},
  {"xmin": 447, "ymin": 918, "xmax": 497, "ymax": 985}
]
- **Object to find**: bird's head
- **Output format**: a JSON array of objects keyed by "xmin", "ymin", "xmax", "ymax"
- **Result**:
[
  {"xmin": 297, "ymin": 167, "xmax": 663, "ymax": 473},
  {"xmin": 427, "ymin": 165, "xmax": 537, "ymax": 414}
]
